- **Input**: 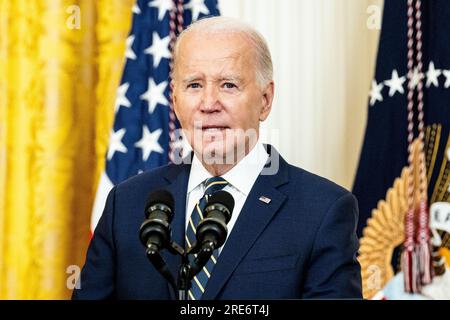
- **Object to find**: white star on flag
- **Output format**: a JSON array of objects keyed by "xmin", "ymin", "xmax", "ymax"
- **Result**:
[
  {"xmin": 443, "ymin": 70, "xmax": 450, "ymax": 88},
  {"xmin": 125, "ymin": 35, "xmax": 137, "ymax": 60},
  {"xmin": 149, "ymin": 0, "xmax": 174, "ymax": 21},
  {"xmin": 426, "ymin": 61, "xmax": 441, "ymax": 88},
  {"xmin": 145, "ymin": 32, "xmax": 172, "ymax": 68},
  {"xmin": 135, "ymin": 126, "xmax": 164, "ymax": 161},
  {"xmin": 115, "ymin": 82, "xmax": 132, "ymax": 113},
  {"xmin": 107, "ymin": 128, "xmax": 128, "ymax": 160},
  {"xmin": 140, "ymin": 78, "xmax": 169, "ymax": 113},
  {"xmin": 369, "ymin": 80, "xmax": 384, "ymax": 106},
  {"xmin": 384, "ymin": 70, "xmax": 405, "ymax": 97},
  {"xmin": 132, "ymin": 3, "xmax": 141, "ymax": 14},
  {"xmin": 185, "ymin": 0, "xmax": 210, "ymax": 21}
]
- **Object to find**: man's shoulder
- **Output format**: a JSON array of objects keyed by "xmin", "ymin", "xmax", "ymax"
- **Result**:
[
  {"xmin": 284, "ymin": 162, "xmax": 352, "ymax": 202},
  {"xmin": 114, "ymin": 163, "xmax": 185, "ymax": 194},
  {"xmin": 279, "ymin": 162, "xmax": 358, "ymax": 234},
  {"xmin": 265, "ymin": 144, "xmax": 351, "ymax": 202}
]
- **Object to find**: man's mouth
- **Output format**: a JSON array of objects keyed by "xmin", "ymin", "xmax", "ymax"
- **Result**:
[
  {"xmin": 203, "ymin": 127, "xmax": 229, "ymax": 132},
  {"xmin": 197, "ymin": 125, "xmax": 230, "ymax": 132}
]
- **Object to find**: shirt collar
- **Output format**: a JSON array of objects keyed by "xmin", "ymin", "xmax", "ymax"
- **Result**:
[
  {"xmin": 187, "ymin": 153, "xmax": 214, "ymax": 194},
  {"xmin": 187, "ymin": 141, "xmax": 269, "ymax": 196}
]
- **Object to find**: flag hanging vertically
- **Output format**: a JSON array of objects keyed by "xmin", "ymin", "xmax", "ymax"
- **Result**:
[
  {"xmin": 91, "ymin": 0, "xmax": 220, "ymax": 231},
  {"xmin": 354, "ymin": 0, "xmax": 450, "ymax": 299}
]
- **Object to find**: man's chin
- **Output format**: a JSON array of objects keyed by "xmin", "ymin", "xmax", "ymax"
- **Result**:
[
  {"xmin": 190, "ymin": 135, "xmax": 254, "ymax": 165},
  {"xmin": 194, "ymin": 144, "xmax": 236, "ymax": 166}
]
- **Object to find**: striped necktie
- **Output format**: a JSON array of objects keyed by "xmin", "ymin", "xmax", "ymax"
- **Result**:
[{"xmin": 185, "ymin": 176, "xmax": 229, "ymax": 300}]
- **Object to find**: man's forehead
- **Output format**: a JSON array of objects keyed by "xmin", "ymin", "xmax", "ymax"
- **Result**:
[
  {"xmin": 180, "ymin": 52, "xmax": 243, "ymax": 66},
  {"xmin": 180, "ymin": 39, "xmax": 254, "ymax": 64},
  {"xmin": 177, "ymin": 54, "xmax": 253, "ymax": 81},
  {"xmin": 179, "ymin": 31, "xmax": 252, "ymax": 57},
  {"xmin": 174, "ymin": 31, "xmax": 257, "ymax": 79}
]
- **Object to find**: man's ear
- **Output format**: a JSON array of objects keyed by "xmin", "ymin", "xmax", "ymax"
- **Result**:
[
  {"xmin": 170, "ymin": 80, "xmax": 175, "ymax": 97},
  {"xmin": 259, "ymin": 81, "xmax": 274, "ymax": 121}
]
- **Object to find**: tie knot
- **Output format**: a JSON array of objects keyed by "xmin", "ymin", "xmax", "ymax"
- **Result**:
[{"xmin": 204, "ymin": 176, "xmax": 228, "ymax": 195}]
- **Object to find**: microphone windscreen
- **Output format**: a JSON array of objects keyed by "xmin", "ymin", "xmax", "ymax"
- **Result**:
[
  {"xmin": 207, "ymin": 190, "xmax": 235, "ymax": 213},
  {"xmin": 145, "ymin": 190, "xmax": 175, "ymax": 213}
]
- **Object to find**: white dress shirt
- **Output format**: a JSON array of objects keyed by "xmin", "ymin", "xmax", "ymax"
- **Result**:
[{"xmin": 185, "ymin": 141, "xmax": 269, "ymax": 253}]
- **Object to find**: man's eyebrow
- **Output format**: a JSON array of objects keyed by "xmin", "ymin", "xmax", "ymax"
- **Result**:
[
  {"xmin": 182, "ymin": 76, "xmax": 203, "ymax": 83},
  {"xmin": 218, "ymin": 76, "xmax": 242, "ymax": 82},
  {"xmin": 181, "ymin": 75, "xmax": 243, "ymax": 83}
]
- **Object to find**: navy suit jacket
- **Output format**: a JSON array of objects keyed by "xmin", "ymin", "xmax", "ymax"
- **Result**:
[{"xmin": 73, "ymin": 145, "xmax": 362, "ymax": 299}]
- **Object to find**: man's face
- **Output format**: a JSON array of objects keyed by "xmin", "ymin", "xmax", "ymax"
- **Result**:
[{"xmin": 172, "ymin": 31, "xmax": 274, "ymax": 163}]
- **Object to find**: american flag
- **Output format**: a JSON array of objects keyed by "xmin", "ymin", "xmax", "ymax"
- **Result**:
[
  {"xmin": 91, "ymin": 0, "xmax": 220, "ymax": 231},
  {"xmin": 353, "ymin": 0, "xmax": 450, "ymax": 299}
]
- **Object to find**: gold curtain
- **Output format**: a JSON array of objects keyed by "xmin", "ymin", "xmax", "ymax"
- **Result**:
[{"xmin": 0, "ymin": 0, "xmax": 134, "ymax": 299}]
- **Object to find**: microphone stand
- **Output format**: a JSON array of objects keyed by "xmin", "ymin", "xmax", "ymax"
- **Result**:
[
  {"xmin": 145, "ymin": 240, "xmax": 214, "ymax": 300},
  {"xmin": 178, "ymin": 256, "xmax": 190, "ymax": 300},
  {"xmin": 145, "ymin": 245, "xmax": 178, "ymax": 298},
  {"xmin": 144, "ymin": 241, "xmax": 185, "ymax": 300},
  {"xmin": 178, "ymin": 240, "xmax": 216, "ymax": 300}
]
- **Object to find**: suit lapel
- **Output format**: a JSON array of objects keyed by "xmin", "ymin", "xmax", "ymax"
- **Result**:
[{"xmin": 202, "ymin": 149, "xmax": 289, "ymax": 299}]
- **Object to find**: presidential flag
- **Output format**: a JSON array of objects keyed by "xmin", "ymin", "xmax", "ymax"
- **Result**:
[
  {"xmin": 91, "ymin": 0, "xmax": 220, "ymax": 231},
  {"xmin": 353, "ymin": 0, "xmax": 450, "ymax": 299}
]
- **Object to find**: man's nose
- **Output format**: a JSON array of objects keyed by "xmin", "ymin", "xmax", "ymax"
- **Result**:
[{"xmin": 200, "ymin": 84, "xmax": 221, "ymax": 113}]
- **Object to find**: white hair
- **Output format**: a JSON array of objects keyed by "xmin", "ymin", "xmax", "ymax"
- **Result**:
[{"xmin": 172, "ymin": 16, "xmax": 273, "ymax": 87}]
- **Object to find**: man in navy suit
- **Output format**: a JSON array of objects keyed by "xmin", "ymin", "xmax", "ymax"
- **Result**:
[{"xmin": 73, "ymin": 16, "xmax": 362, "ymax": 300}]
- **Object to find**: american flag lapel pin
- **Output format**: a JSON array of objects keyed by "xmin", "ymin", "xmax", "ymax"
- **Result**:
[{"xmin": 259, "ymin": 196, "xmax": 271, "ymax": 204}]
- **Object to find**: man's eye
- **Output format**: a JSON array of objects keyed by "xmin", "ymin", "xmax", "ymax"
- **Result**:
[
  {"xmin": 223, "ymin": 82, "xmax": 237, "ymax": 89},
  {"xmin": 187, "ymin": 83, "xmax": 201, "ymax": 89}
]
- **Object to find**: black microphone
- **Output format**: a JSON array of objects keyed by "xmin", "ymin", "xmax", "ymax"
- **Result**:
[
  {"xmin": 196, "ymin": 190, "xmax": 235, "ymax": 251},
  {"xmin": 139, "ymin": 190, "xmax": 178, "ymax": 298},
  {"xmin": 139, "ymin": 190, "xmax": 175, "ymax": 252}
]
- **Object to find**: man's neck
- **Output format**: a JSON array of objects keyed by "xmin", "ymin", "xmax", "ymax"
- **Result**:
[{"xmin": 202, "ymin": 163, "xmax": 235, "ymax": 177}]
